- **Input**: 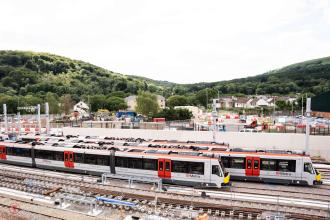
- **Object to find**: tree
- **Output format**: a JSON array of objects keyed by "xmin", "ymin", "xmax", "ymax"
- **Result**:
[
  {"xmin": 167, "ymin": 95, "xmax": 188, "ymax": 107},
  {"xmin": 89, "ymin": 95, "xmax": 107, "ymax": 112},
  {"xmin": 109, "ymin": 91, "xmax": 127, "ymax": 98},
  {"xmin": 21, "ymin": 95, "xmax": 42, "ymax": 107},
  {"xmin": 60, "ymin": 94, "xmax": 73, "ymax": 115},
  {"xmin": 275, "ymin": 100, "xmax": 287, "ymax": 111},
  {"xmin": 0, "ymin": 94, "xmax": 18, "ymax": 113},
  {"xmin": 136, "ymin": 91, "xmax": 159, "ymax": 116},
  {"xmin": 153, "ymin": 107, "xmax": 193, "ymax": 121},
  {"xmin": 106, "ymin": 97, "xmax": 127, "ymax": 111},
  {"xmin": 196, "ymin": 88, "xmax": 217, "ymax": 108}
]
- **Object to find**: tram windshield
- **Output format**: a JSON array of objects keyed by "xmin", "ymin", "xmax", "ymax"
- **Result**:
[{"xmin": 219, "ymin": 159, "xmax": 227, "ymax": 176}]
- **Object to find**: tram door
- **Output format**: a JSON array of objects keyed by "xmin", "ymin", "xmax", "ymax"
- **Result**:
[
  {"xmin": 245, "ymin": 157, "xmax": 260, "ymax": 176},
  {"xmin": 158, "ymin": 159, "xmax": 171, "ymax": 179},
  {"xmin": 0, "ymin": 146, "xmax": 6, "ymax": 160},
  {"xmin": 64, "ymin": 151, "xmax": 74, "ymax": 168}
]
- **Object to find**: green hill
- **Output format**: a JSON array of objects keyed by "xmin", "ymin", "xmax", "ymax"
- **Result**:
[
  {"xmin": 0, "ymin": 50, "xmax": 329, "ymax": 113},
  {"xmin": 179, "ymin": 56, "xmax": 330, "ymax": 96},
  {"xmin": 0, "ymin": 50, "xmax": 169, "ymax": 99}
]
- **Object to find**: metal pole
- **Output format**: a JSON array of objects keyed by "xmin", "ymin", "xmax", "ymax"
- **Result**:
[
  {"xmin": 45, "ymin": 102, "xmax": 50, "ymax": 135},
  {"xmin": 301, "ymin": 96, "xmax": 304, "ymax": 116},
  {"xmin": 3, "ymin": 104, "xmax": 8, "ymax": 134},
  {"xmin": 305, "ymin": 98, "xmax": 311, "ymax": 153},
  {"xmin": 273, "ymin": 96, "xmax": 276, "ymax": 117},
  {"xmin": 37, "ymin": 104, "xmax": 41, "ymax": 134},
  {"xmin": 206, "ymin": 90, "xmax": 208, "ymax": 110},
  {"xmin": 17, "ymin": 112, "xmax": 21, "ymax": 136}
]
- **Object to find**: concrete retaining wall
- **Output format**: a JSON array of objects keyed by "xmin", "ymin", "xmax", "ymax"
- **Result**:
[{"xmin": 63, "ymin": 127, "xmax": 330, "ymax": 161}]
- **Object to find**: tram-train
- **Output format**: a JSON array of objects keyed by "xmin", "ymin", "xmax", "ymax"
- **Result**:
[
  {"xmin": 137, "ymin": 146, "xmax": 322, "ymax": 186},
  {"xmin": 123, "ymin": 143, "xmax": 322, "ymax": 186},
  {"xmin": 206, "ymin": 150, "xmax": 322, "ymax": 186},
  {"xmin": 0, "ymin": 142, "xmax": 230, "ymax": 188},
  {"xmin": 45, "ymin": 141, "xmax": 321, "ymax": 186},
  {"xmin": 0, "ymin": 134, "xmax": 322, "ymax": 186}
]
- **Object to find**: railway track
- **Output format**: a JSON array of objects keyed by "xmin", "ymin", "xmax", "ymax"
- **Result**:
[
  {"xmin": 0, "ymin": 164, "xmax": 329, "ymax": 219},
  {"xmin": 0, "ymin": 200, "xmax": 62, "ymax": 220},
  {"xmin": 227, "ymin": 181, "xmax": 330, "ymax": 201}
]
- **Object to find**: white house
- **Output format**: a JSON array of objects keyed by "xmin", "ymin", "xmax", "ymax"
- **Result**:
[
  {"xmin": 256, "ymin": 98, "xmax": 270, "ymax": 107},
  {"xmin": 234, "ymin": 97, "xmax": 250, "ymax": 108},
  {"xmin": 246, "ymin": 98, "xmax": 270, "ymax": 108},
  {"xmin": 73, "ymin": 101, "xmax": 89, "ymax": 118}
]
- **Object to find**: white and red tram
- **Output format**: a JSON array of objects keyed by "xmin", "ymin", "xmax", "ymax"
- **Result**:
[
  {"xmin": 51, "ymin": 141, "xmax": 322, "ymax": 186},
  {"xmin": 0, "ymin": 142, "xmax": 230, "ymax": 188}
]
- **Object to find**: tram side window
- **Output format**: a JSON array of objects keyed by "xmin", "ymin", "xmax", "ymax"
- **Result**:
[
  {"xmin": 304, "ymin": 163, "xmax": 314, "ymax": 174},
  {"xmin": 115, "ymin": 156, "xmax": 129, "ymax": 168},
  {"xmin": 115, "ymin": 156, "xmax": 144, "ymax": 169},
  {"xmin": 6, "ymin": 147, "xmax": 31, "ymax": 157},
  {"xmin": 15, "ymin": 147, "xmax": 31, "ymax": 157},
  {"xmin": 35, "ymin": 150, "xmax": 54, "ymax": 160},
  {"xmin": 84, "ymin": 154, "xmax": 97, "ymax": 165},
  {"xmin": 230, "ymin": 157, "xmax": 245, "ymax": 169},
  {"xmin": 261, "ymin": 159, "xmax": 276, "ymax": 171},
  {"xmin": 277, "ymin": 160, "xmax": 296, "ymax": 172},
  {"xmin": 172, "ymin": 161, "xmax": 204, "ymax": 175},
  {"xmin": 189, "ymin": 162, "xmax": 204, "ymax": 175},
  {"xmin": 53, "ymin": 151, "xmax": 64, "ymax": 161},
  {"xmin": 172, "ymin": 160, "xmax": 187, "ymax": 173},
  {"xmin": 221, "ymin": 157, "xmax": 230, "ymax": 168},
  {"xmin": 143, "ymin": 159, "xmax": 158, "ymax": 171},
  {"xmin": 96, "ymin": 155, "xmax": 109, "ymax": 166},
  {"xmin": 212, "ymin": 165, "xmax": 222, "ymax": 177},
  {"xmin": 74, "ymin": 153, "xmax": 84, "ymax": 163},
  {"xmin": 128, "ymin": 158, "xmax": 142, "ymax": 169}
]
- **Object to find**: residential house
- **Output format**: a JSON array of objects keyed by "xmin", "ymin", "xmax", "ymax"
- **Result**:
[
  {"xmin": 246, "ymin": 97, "xmax": 270, "ymax": 108},
  {"xmin": 157, "ymin": 95, "xmax": 166, "ymax": 109},
  {"xmin": 256, "ymin": 98, "xmax": 270, "ymax": 107},
  {"xmin": 234, "ymin": 97, "xmax": 250, "ymax": 108},
  {"xmin": 73, "ymin": 101, "xmax": 90, "ymax": 118},
  {"xmin": 212, "ymin": 97, "xmax": 235, "ymax": 110}
]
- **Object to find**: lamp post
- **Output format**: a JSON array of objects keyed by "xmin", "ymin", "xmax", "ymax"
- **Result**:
[
  {"xmin": 301, "ymin": 96, "xmax": 304, "ymax": 116},
  {"xmin": 305, "ymin": 98, "xmax": 311, "ymax": 153},
  {"xmin": 3, "ymin": 104, "xmax": 8, "ymax": 134}
]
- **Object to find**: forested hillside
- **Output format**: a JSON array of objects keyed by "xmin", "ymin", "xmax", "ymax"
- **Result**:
[
  {"xmin": 0, "ymin": 50, "xmax": 168, "ymax": 99},
  {"xmin": 177, "ymin": 57, "xmax": 330, "ymax": 96},
  {"xmin": 0, "ymin": 50, "xmax": 329, "ymax": 113}
]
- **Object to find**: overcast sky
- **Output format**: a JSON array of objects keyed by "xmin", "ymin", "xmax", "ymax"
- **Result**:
[{"xmin": 1, "ymin": 0, "xmax": 330, "ymax": 83}]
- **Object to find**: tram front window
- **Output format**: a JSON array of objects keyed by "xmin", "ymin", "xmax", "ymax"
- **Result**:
[{"xmin": 304, "ymin": 163, "xmax": 315, "ymax": 174}]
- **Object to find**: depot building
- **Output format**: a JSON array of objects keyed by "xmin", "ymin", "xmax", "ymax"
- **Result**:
[{"xmin": 311, "ymin": 90, "xmax": 330, "ymax": 118}]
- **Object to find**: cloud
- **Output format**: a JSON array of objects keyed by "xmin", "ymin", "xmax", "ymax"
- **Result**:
[{"xmin": 0, "ymin": 0, "xmax": 329, "ymax": 83}]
